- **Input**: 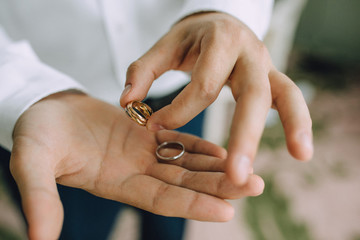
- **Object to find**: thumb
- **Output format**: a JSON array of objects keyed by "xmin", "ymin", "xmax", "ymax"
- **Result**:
[
  {"xmin": 120, "ymin": 38, "xmax": 176, "ymax": 107},
  {"xmin": 10, "ymin": 140, "xmax": 63, "ymax": 240}
]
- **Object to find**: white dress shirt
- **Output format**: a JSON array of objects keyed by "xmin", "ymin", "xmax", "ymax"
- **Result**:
[{"xmin": 0, "ymin": 0, "xmax": 273, "ymax": 150}]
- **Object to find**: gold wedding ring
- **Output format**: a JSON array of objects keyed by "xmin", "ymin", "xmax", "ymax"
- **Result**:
[
  {"xmin": 125, "ymin": 101, "xmax": 153, "ymax": 126},
  {"xmin": 156, "ymin": 141, "xmax": 185, "ymax": 161}
]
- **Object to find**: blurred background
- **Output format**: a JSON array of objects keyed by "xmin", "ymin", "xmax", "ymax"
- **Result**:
[{"xmin": 1, "ymin": 0, "xmax": 359, "ymax": 239}]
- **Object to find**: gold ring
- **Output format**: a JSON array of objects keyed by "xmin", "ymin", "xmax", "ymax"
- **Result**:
[
  {"xmin": 125, "ymin": 101, "xmax": 153, "ymax": 126},
  {"xmin": 156, "ymin": 141, "xmax": 185, "ymax": 161}
]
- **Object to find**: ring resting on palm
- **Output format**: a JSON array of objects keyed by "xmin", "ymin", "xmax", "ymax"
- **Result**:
[{"xmin": 156, "ymin": 141, "xmax": 185, "ymax": 161}]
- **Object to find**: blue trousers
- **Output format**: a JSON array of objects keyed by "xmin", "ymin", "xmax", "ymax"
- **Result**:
[{"xmin": 0, "ymin": 87, "xmax": 206, "ymax": 240}]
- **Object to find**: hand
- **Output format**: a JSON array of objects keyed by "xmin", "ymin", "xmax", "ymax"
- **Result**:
[
  {"xmin": 120, "ymin": 12, "xmax": 313, "ymax": 185},
  {"xmin": 10, "ymin": 92, "xmax": 264, "ymax": 240}
]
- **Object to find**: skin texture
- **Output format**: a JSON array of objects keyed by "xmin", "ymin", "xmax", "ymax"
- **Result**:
[
  {"xmin": 10, "ymin": 92, "xmax": 264, "ymax": 240},
  {"xmin": 120, "ymin": 12, "xmax": 314, "ymax": 185}
]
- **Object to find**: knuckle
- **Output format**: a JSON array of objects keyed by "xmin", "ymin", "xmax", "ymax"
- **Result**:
[
  {"xmin": 257, "ymin": 42, "xmax": 269, "ymax": 56},
  {"xmin": 127, "ymin": 60, "xmax": 144, "ymax": 77},
  {"xmin": 213, "ymin": 17, "xmax": 250, "ymax": 45},
  {"xmin": 255, "ymin": 42, "xmax": 271, "ymax": 64},
  {"xmin": 152, "ymin": 183, "xmax": 171, "ymax": 213},
  {"xmin": 216, "ymin": 175, "xmax": 226, "ymax": 197},
  {"xmin": 258, "ymin": 43, "xmax": 271, "ymax": 61},
  {"xmin": 204, "ymin": 18, "xmax": 238, "ymax": 46},
  {"xmin": 187, "ymin": 193, "xmax": 201, "ymax": 214},
  {"xmin": 180, "ymin": 171, "xmax": 196, "ymax": 187},
  {"xmin": 242, "ymin": 41, "xmax": 271, "ymax": 68},
  {"xmin": 198, "ymin": 81, "xmax": 219, "ymax": 102}
]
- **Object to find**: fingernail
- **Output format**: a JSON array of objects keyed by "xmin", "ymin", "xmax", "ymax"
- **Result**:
[
  {"xmin": 147, "ymin": 123, "xmax": 165, "ymax": 132},
  {"xmin": 235, "ymin": 155, "xmax": 251, "ymax": 184},
  {"xmin": 120, "ymin": 84, "xmax": 132, "ymax": 100}
]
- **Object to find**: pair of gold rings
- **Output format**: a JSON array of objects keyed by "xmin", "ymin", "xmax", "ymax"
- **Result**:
[
  {"xmin": 124, "ymin": 101, "xmax": 185, "ymax": 161},
  {"xmin": 125, "ymin": 101, "xmax": 153, "ymax": 126}
]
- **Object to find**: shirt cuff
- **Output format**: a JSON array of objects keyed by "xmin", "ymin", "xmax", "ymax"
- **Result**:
[
  {"xmin": 178, "ymin": 0, "xmax": 274, "ymax": 40},
  {"xmin": 0, "ymin": 41, "xmax": 86, "ymax": 150}
]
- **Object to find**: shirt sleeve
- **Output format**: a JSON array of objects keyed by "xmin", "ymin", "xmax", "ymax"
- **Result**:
[
  {"xmin": 0, "ymin": 40, "xmax": 86, "ymax": 151},
  {"xmin": 177, "ymin": 0, "xmax": 274, "ymax": 40}
]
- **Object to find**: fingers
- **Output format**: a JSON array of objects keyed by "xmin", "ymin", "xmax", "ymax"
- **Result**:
[
  {"xmin": 226, "ymin": 60, "xmax": 272, "ymax": 186},
  {"xmin": 119, "ymin": 174, "xmax": 235, "ymax": 222},
  {"xmin": 269, "ymin": 70, "xmax": 313, "ymax": 161},
  {"xmin": 120, "ymin": 38, "xmax": 176, "ymax": 107},
  {"xmin": 164, "ymin": 152, "xmax": 226, "ymax": 172},
  {"xmin": 156, "ymin": 130, "xmax": 227, "ymax": 159},
  {"xmin": 146, "ymin": 36, "xmax": 237, "ymax": 131},
  {"xmin": 147, "ymin": 163, "xmax": 264, "ymax": 199},
  {"xmin": 10, "ymin": 139, "xmax": 63, "ymax": 240}
]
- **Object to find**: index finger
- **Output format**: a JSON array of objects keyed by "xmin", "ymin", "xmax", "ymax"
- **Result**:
[
  {"xmin": 120, "ymin": 36, "xmax": 177, "ymax": 107},
  {"xmin": 146, "ymin": 38, "xmax": 237, "ymax": 132}
]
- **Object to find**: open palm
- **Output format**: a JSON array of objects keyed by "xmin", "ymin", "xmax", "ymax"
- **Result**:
[{"xmin": 10, "ymin": 92, "xmax": 264, "ymax": 240}]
